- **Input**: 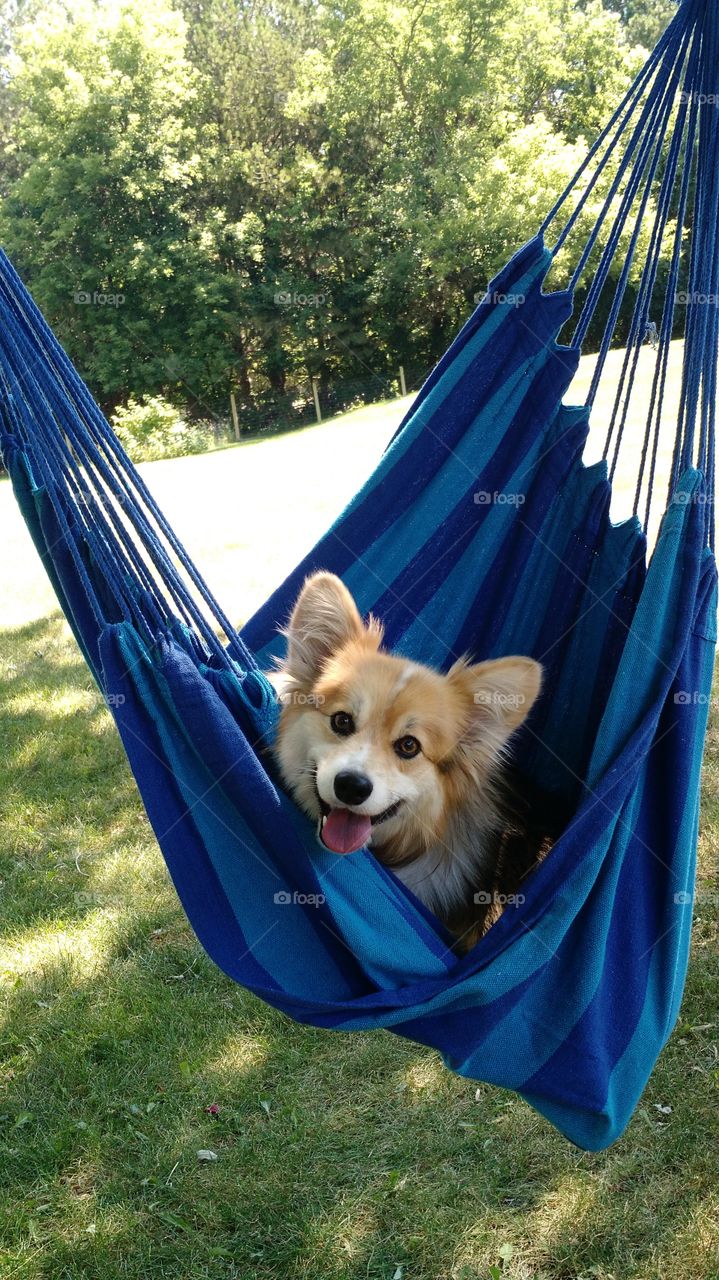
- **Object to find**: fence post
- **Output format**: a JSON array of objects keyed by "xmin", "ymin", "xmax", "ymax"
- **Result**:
[
  {"xmin": 399, "ymin": 365, "xmax": 407, "ymax": 396},
  {"xmin": 312, "ymin": 377, "xmax": 322, "ymax": 423},
  {"xmin": 229, "ymin": 391, "xmax": 240, "ymax": 441}
]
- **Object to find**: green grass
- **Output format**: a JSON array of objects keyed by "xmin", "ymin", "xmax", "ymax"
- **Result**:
[{"xmin": 1, "ymin": 380, "xmax": 719, "ymax": 1279}]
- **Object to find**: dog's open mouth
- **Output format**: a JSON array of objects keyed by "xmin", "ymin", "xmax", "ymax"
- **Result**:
[{"xmin": 315, "ymin": 791, "xmax": 403, "ymax": 855}]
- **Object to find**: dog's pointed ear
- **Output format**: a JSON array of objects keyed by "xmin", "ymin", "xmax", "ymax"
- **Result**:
[
  {"xmin": 449, "ymin": 655, "xmax": 543, "ymax": 761},
  {"xmin": 282, "ymin": 572, "xmax": 379, "ymax": 686}
]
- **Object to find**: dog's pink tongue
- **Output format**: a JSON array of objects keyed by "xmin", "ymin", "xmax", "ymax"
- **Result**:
[{"xmin": 321, "ymin": 807, "xmax": 372, "ymax": 855}]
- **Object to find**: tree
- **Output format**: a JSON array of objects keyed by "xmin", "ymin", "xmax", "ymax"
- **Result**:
[
  {"xmin": 0, "ymin": 0, "xmax": 242, "ymax": 412},
  {"xmin": 0, "ymin": 0, "xmax": 665, "ymax": 424},
  {"xmin": 600, "ymin": 0, "xmax": 676, "ymax": 52}
]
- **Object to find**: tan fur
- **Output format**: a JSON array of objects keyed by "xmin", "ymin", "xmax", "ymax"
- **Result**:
[{"xmin": 273, "ymin": 572, "xmax": 543, "ymax": 951}]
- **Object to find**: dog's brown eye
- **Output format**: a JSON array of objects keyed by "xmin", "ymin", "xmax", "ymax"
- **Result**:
[
  {"xmin": 395, "ymin": 734, "xmax": 421, "ymax": 759},
  {"xmin": 330, "ymin": 711, "xmax": 355, "ymax": 736}
]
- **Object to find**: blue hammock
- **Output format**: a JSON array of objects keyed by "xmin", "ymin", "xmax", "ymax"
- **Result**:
[{"xmin": 1, "ymin": 0, "xmax": 717, "ymax": 1151}]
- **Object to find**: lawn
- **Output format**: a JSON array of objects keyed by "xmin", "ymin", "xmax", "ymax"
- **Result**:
[{"xmin": 1, "ymin": 367, "xmax": 718, "ymax": 1280}]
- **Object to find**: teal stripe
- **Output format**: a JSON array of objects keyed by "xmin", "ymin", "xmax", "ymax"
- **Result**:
[
  {"xmin": 343, "ymin": 353, "xmax": 553, "ymax": 613},
  {"xmin": 607, "ymin": 618, "xmax": 716, "ymax": 1085},
  {"xmin": 332, "ymin": 803, "xmax": 626, "ymax": 1033},
  {"xmin": 455, "ymin": 776, "xmax": 648, "ymax": 1088},
  {"xmin": 317, "ymin": 852, "xmax": 456, "ymax": 984},
  {"xmin": 588, "ymin": 469, "xmax": 702, "ymax": 789}
]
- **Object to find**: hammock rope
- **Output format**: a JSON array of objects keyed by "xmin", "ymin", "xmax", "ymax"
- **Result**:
[
  {"xmin": 538, "ymin": 0, "xmax": 719, "ymax": 537},
  {"xmin": 1, "ymin": 0, "xmax": 717, "ymax": 1150}
]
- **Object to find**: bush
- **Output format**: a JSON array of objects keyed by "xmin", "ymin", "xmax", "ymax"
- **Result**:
[{"xmin": 110, "ymin": 396, "xmax": 217, "ymax": 462}]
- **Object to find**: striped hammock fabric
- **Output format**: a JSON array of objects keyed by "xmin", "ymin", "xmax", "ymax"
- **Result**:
[{"xmin": 1, "ymin": 0, "xmax": 717, "ymax": 1150}]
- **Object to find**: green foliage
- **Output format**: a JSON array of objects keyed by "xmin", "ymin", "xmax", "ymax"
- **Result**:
[
  {"xmin": 0, "ymin": 0, "xmax": 673, "ymax": 431},
  {"xmin": 0, "ymin": 0, "xmax": 238, "ymax": 413},
  {"xmin": 600, "ymin": 0, "xmax": 677, "ymax": 52},
  {"xmin": 111, "ymin": 394, "xmax": 216, "ymax": 460}
]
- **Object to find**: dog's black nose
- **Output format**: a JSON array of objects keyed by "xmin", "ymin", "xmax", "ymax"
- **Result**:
[{"xmin": 333, "ymin": 770, "xmax": 373, "ymax": 806}]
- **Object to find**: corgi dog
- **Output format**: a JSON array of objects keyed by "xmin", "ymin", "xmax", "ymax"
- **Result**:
[{"xmin": 273, "ymin": 572, "xmax": 543, "ymax": 949}]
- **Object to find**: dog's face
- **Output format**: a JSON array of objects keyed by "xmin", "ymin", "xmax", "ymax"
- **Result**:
[{"xmin": 274, "ymin": 573, "xmax": 542, "ymax": 859}]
